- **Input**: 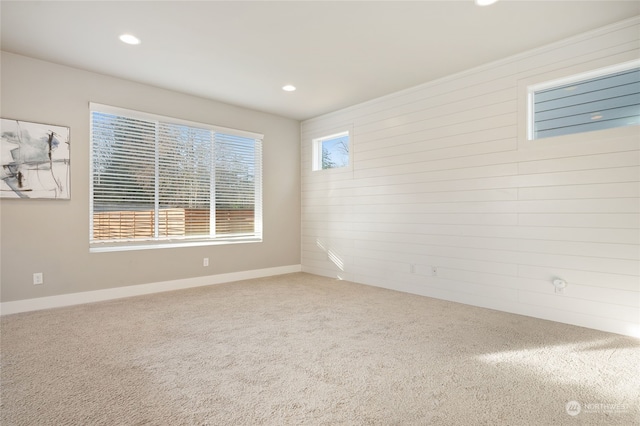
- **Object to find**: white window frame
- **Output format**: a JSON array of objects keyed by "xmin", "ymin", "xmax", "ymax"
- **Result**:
[
  {"xmin": 89, "ymin": 103, "xmax": 263, "ymax": 252},
  {"xmin": 312, "ymin": 130, "xmax": 351, "ymax": 171},
  {"xmin": 527, "ymin": 59, "xmax": 640, "ymax": 141}
]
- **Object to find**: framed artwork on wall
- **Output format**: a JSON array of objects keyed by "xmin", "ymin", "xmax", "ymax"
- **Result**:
[{"xmin": 1, "ymin": 118, "xmax": 70, "ymax": 199}]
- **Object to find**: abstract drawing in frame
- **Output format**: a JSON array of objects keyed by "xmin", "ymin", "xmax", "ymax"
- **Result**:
[{"xmin": 1, "ymin": 118, "xmax": 70, "ymax": 199}]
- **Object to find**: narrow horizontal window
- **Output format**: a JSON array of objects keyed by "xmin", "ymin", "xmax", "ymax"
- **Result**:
[
  {"xmin": 90, "ymin": 103, "xmax": 262, "ymax": 251},
  {"xmin": 529, "ymin": 63, "xmax": 640, "ymax": 140}
]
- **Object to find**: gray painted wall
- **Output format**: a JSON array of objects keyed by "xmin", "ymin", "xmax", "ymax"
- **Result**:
[{"xmin": 0, "ymin": 52, "xmax": 301, "ymax": 302}]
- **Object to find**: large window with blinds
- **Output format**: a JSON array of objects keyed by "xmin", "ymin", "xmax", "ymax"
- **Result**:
[
  {"xmin": 529, "ymin": 62, "xmax": 640, "ymax": 140},
  {"xmin": 90, "ymin": 103, "xmax": 262, "ymax": 251}
]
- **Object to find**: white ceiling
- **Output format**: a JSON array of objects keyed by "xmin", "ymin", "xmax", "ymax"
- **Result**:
[{"xmin": 2, "ymin": 1, "xmax": 639, "ymax": 121}]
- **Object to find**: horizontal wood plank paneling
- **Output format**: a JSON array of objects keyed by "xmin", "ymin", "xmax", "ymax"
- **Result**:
[
  {"xmin": 354, "ymin": 126, "xmax": 518, "ymax": 158},
  {"xmin": 518, "ymin": 182, "xmax": 639, "ymax": 200},
  {"xmin": 518, "ymin": 264, "xmax": 639, "ymax": 292},
  {"xmin": 301, "ymin": 17, "xmax": 640, "ymax": 337},
  {"xmin": 517, "ymin": 151, "xmax": 640, "ymax": 175},
  {"xmin": 518, "ymin": 213, "xmax": 639, "ymax": 228}
]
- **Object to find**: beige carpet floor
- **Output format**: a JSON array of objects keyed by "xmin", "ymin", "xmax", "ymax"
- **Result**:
[{"xmin": 1, "ymin": 272, "xmax": 638, "ymax": 425}]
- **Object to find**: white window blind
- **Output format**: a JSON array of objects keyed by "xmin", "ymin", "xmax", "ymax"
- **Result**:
[{"xmin": 90, "ymin": 103, "xmax": 263, "ymax": 250}]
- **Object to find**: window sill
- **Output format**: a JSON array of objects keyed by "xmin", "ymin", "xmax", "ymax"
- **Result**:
[{"xmin": 90, "ymin": 237, "xmax": 262, "ymax": 253}]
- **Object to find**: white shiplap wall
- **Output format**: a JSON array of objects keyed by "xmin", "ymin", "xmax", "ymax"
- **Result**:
[{"xmin": 301, "ymin": 17, "xmax": 640, "ymax": 337}]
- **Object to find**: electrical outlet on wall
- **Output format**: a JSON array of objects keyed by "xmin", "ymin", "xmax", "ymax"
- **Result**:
[
  {"xmin": 33, "ymin": 272, "xmax": 43, "ymax": 285},
  {"xmin": 203, "ymin": 258, "xmax": 209, "ymax": 267}
]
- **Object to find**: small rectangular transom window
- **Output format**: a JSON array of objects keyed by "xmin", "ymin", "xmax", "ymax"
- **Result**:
[
  {"xmin": 529, "ymin": 62, "xmax": 640, "ymax": 140},
  {"xmin": 312, "ymin": 131, "xmax": 350, "ymax": 171}
]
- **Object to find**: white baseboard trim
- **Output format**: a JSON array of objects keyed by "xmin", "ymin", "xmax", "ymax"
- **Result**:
[{"xmin": 0, "ymin": 264, "xmax": 302, "ymax": 316}]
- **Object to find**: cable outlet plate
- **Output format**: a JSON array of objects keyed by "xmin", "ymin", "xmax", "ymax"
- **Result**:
[{"xmin": 553, "ymin": 278, "xmax": 567, "ymax": 294}]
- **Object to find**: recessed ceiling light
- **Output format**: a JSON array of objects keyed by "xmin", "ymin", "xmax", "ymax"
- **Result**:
[
  {"xmin": 282, "ymin": 85, "xmax": 296, "ymax": 92},
  {"xmin": 119, "ymin": 34, "xmax": 141, "ymax": 45},
  {"xmin": 475, "ymin": 0, "xmax": 498, "ymax": 6}
]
